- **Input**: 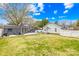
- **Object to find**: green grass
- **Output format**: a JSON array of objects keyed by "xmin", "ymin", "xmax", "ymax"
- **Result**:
[{"xmin": 0, "ymin": 33, "xmax": 79, "ymax": 56}]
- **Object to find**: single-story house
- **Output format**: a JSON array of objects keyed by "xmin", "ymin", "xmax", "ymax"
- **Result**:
[
  {"xmin": 42, "ymin": 23, "xmax": 62, "ymax": 34},
  {"xmin": 1, "ymin": 24, "xmax": 33, "ymax": 36}
]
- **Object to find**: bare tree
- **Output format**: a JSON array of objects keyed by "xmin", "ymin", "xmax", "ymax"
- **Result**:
[
  {"xmin": 0, "ymin": 3, "xmax": 34, "ymax": 26},
  {"xmin": 0, "ymin": 3, "xmax": 36, "ymax": 34}
]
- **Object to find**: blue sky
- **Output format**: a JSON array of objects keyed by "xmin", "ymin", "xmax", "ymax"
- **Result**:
[
  {"xmin": 32, "ymin": 3, "xmax": 79, "ymax": 22},
  {"xmin": 0, "ymin": 3, "xmax": 79, "ymax": 24}
]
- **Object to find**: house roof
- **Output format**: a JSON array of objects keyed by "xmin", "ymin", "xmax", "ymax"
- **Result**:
[
  {"xmin": 3, "ymin": 25, "xmax": 19, "ymax": 28},
  {"xmin": 3, "ymin": 24, "xmax": 29, "ymax": 28}
]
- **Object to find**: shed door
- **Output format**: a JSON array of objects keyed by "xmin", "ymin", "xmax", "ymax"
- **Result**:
[{"xmin": 55, "ymin": 28, "xmax": 57, "ymax": 32}]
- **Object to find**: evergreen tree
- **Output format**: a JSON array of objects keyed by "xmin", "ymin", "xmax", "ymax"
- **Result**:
[{"xmin": 33, "ymin": 18, "xmax": 49, "ymax": 29}]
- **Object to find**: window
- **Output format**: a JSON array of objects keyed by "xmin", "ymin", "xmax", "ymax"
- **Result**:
[{"xmin": 8, "ymin": 28, "xmax": 12, "ymax": 32}]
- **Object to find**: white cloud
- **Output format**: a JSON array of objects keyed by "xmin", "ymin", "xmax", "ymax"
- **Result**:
[
  {"xmin": 33, "ymin": 13, "xmax": 40, "ymax": 15},
  {"xmin": 46, "ymin": 17, "xmax": 55, "ymax": 20},
  {"xmin": 46, "ymin": 17, "xmax": 49, "ymax": 19},
  {"xmin": 63, "ymin": 3, "xmax": 74, "ymax": 14},
  {"xmin": 64, "ymin": 10, "xmax": 68, "ymax": 14},
  {"xmin": 28, "ymin": 4, "xmax": 37, "ymax": 13},
  {"xmin": 64, "ymin": 3, "xmax": 74, "ymax": 9},
  {"xmin": 33, "ymin": 18, "xmax": 42, "ymax": 21},
  {"xmin": 52, "ymin": 17, "xmax": 55, "ymax": 19},
  {"xmin": 37, "ymin": 3, "xmax": 44, "ymax": 12},
  {"xmin": 28, "ymin": 3, "xmax": 44, "ymax": 16},
  {"xmin": 54, "ymin": 10, "xmax": 57, "ymax": 14},
  {"xmin": 59, "ymin": 16, "xmax": 66, "ymax": 18}
]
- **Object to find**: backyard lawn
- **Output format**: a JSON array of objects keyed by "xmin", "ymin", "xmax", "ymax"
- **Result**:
[{"xmin": 0, "ymin": 33, "xmax": 79, "ymax": 56}]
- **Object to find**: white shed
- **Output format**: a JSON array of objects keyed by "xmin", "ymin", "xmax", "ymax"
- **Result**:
[{"xmin": 43, "ymin": 23, "xmax": 62, "ymax": 34}]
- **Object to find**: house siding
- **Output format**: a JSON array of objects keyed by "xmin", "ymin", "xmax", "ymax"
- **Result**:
[
  {"xmin": 3, "ymin": 27, "xmax": 21, "ymax": 35},
  {"xmin": 2, "ymin": 25, "xmax": 33, "ymax": 35},
  {"xmin": 43, "ymin": 23, "xmax": 62, "ymax": 33}
]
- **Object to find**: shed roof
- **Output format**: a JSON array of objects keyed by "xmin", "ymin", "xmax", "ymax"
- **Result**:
[{"xmin": 43, "ymin": 23, "xmax": 62, "ymax": 28}]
